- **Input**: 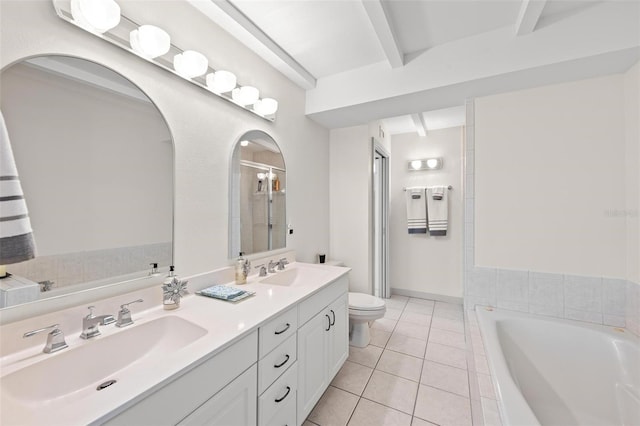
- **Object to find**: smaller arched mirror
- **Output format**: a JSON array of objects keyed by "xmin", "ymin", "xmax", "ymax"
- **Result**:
[{"xmin": 230, "ymin": 131, "xmax": 286, "ymax": 257}]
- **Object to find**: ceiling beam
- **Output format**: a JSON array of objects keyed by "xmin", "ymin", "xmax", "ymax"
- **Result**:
[
  {"xmin": 189, "ymin": 0, "xmax": 316, "ymax": 89},
  {"xmin": 515, "ymin": 0, "xmax": 548, "ymax": 36},
  {"xmin": 361, "ymin": 0, "xmax": 404, "ymax": 68},
  {"xmin": 411, "ymin": 113, "xmax": 428, "ymax": 137}
]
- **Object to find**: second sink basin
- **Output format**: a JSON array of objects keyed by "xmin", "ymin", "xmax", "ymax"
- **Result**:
[
  {"xmin": 259, "ymin": 264, "xmax": 330, "ymax": 287},
  {"xmin": 1, "ymin": 316, "xmax": 207, "ymax": 405}
]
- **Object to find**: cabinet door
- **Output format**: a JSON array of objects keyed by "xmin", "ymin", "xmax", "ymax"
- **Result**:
[
  {"xmin": 297, "ymin": 310, "xmax": 331, "ymax": 424},
  {"xmin": 327, "ymin": 294, "xmax": 348, "ymax": 380},
  {"xmin": 178, "ymin": 365, "xmax": 257, "ymax": 426}
]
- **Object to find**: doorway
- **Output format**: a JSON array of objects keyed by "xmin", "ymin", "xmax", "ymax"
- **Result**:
[{"xmin": 373, "ymin": 139, "xmax": 390, "ymax": 298}]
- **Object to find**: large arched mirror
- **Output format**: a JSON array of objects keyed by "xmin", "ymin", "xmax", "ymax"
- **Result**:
[
  {"xmin": 0, "ymin": 56, "xmax": 173, "ymax": 310},
  {"xmin": 230, "ymin": 131, "xmax": 286, "ymax": 257}
]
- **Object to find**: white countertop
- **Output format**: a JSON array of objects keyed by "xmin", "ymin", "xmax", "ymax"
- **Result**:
[{"xmin": 0, "ymin": 262, "xmax": 350, "ymax": 426}]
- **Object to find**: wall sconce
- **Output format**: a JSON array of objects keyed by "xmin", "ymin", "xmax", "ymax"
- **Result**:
[
  {"xmin": 52, "ymin": 0, "xmax": 278, "ymax": 121},
  {"xmin": 408, "ymin": 158, "xmax": 443, "ymax": 171}
]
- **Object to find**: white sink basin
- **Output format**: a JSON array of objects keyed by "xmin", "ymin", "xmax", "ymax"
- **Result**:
[
  {"xmin": 259, "ymin": 265, "xmax": 330, "ymax": 286},
  {"xmin": 1, "ymin": 316, "xmax": 207, "ymax": 404}
]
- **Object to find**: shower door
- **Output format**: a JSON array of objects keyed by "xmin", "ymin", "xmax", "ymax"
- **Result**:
[{"xmin": 373, "ymin": 140, "xmax": 390, "ymax": 298}]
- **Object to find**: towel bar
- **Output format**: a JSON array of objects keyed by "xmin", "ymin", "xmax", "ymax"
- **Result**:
[{"xmin": 403, "ymin": 185, "xmax": 452, "ymax": 191}]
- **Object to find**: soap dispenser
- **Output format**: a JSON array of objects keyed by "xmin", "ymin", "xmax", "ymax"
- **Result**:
[
  {"xmin": 235, "ymin": 252, "xmax": 250, "ymax": 284},
  {"xmin": 163, "ymin": 265, "xmax": 188, "ymax": 310}
]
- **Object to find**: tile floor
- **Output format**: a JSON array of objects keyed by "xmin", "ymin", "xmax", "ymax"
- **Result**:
[{"xmin": 304, "ymin": 295, "xmax": 472, "ymax": 426}]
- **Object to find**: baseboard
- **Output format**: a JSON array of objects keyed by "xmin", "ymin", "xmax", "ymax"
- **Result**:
[{"xmin": 391, "ymin": 288, "xmax": 463, "ymax": 305}]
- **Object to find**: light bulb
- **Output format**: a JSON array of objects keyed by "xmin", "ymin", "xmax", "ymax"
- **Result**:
[
  {"xmin": 426, "ymin": 158, "xmax": 440, "ymax": 169},
  {"xmin": 71, "ymin": 0, "xmax": 121, "ymax": 34},
  {"xmin": 253, "ymin": 98, "xmax": 278, "ymax": 116},
  {"xmin": 240, "ymin": 140, "xmax": 249, "ymax": 147},
  {"xmin": 130, "ymin": 25, "xmax": 170, "ymax": 59},
  {"xmin": 410, "ymin": 160, "xmax": 422, "ymax": 170},
  {"xmin": 173, "ymin": 50, "xmax": 208, "ymax": 79},
  {"xmin": 232, "ymin": 86, "xmax": 260, "ymax": 106},
  {"xmin": 257, "ymin": 173, "xmax": 266, "ymax": 180},
  {"xmin": 206, "ymin": 70, "xmax": 237, "ymax": 94}
]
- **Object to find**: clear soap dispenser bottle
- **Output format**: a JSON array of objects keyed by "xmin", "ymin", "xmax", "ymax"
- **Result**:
[{"xmin": 235, "ymin": 252, "xmax": 250, "ymax": 284}]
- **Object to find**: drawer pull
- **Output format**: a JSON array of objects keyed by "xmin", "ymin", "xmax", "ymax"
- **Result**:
[
  {"xmin": 275, "ymin": 386, "xmax": 291, "ymax": 403},
  {"xmin": 325, "ymin": 314, "xmax": 331, "ymax": 331},
  {"xmin": 274, "ymin": 323, "xmax": 291, "ymax": 335},
  {"xmin": 274, "ymin": 354, "xmax": 290, "ymax": 368},
  {"xmin": 330, "ymin": 309, "xmax": 336, "ymax": 326}
]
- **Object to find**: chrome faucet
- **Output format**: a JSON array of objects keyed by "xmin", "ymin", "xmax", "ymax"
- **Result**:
[
  {"xmin": 80, "ymin": 306, "xmax": 115, "ymax": 339},
  {"xmin": 277, "ymin": 258, "xmax": 289, "ymax": 271},
  {"xmin": 116, "ymin": 299, "xmax": 143, "ymax": 328},
  {"xmin": 23, "ymin": 324, "xmax": 68, "ymax": 354},
  {"xmin": 255, "ymin": 264, "xmax": 267, "ymax": 277},
  {"xmin": 268, "ymin": 260, "xmax": 278, "ymax": 273}
]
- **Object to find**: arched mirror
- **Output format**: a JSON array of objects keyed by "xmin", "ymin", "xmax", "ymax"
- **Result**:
[
  {"xmin": 230, "ymin": 131, "xmax": 286, "ymax": 257},
  {"xmin": 0, "ymin": 56, "xmax": 173, "ymax": 310}
]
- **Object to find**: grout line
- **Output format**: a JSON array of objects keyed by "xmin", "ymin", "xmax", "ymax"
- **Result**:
[{"xmin": 411, "ymin": 298, "xmax": 435, "ymax": 419}]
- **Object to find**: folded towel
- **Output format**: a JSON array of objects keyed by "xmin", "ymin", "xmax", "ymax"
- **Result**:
[
  {"xmin": 426, "ymin": 186, "xmax": 448, "ymax": 236},
  {"xmin": 406, "ymin": 187, "xmax": 427, "ymax": 234},
  {"xmin": 198, "ymin": 285, "xmax": 245, "ymax": 300}
]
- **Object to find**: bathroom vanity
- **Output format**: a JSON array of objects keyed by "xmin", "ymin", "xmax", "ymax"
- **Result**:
[{"xmin": 0, "ymin": 261, "xmax": 349, "ymax": 426}]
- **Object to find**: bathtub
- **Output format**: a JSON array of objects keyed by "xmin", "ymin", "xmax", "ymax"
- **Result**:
[{"xmin": 476, "ymin": 308, "xmax": 640, "ymax": 426}]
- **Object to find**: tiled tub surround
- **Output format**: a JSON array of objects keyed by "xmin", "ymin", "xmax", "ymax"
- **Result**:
[
  {"xmin": 463, "ymin": 99, "xmax": 640, "ymax": 336},
  {"xmin": 475, "ymin": 307, "xmax": 639, "ymax": 426},
  {"xmin": 304, "ymin": 295, "xmax": 495, "ymax": 426}
]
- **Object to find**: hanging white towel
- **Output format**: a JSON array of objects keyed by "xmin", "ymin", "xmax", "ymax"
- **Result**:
[
  {"xmin": 426, "ymin": 186, "xmax": 448, "ymax": 236},
  {"xmin": 405, "ymin": 187, "xmax": 427, "ymax": 234}
]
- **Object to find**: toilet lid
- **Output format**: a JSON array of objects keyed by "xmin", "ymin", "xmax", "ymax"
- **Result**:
[{"xmin": 349, "ymin": 292, "xmax": 385, "ymax": 311}]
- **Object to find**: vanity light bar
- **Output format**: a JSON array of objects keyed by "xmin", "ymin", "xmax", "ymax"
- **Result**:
[{"xmin": 51, "ymin": 0, "xmax": 278, "ymax": 122}]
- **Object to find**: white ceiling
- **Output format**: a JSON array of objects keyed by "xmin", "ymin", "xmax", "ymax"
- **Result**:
[{"xmin": 189, "ymin": 0, "xmax": 640, "ymax": 135}]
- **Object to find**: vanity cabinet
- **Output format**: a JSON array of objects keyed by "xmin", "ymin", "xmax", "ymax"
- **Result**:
[{"xmin": 296, "ymin": 277, "xmax": 348, "ymax": 425}]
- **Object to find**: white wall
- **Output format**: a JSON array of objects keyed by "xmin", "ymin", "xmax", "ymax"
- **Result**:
[
  {"xmin": 329, "ymin": 121, "xmax": 389, "ymax": 294},
  {"xmin": 0, "ymin": 1, "xmax": 330, "ymax": 278},
  {"xmin": 389, "ymin": 128, "xmax": 464, "ymax": 298},
  {"xmin": 624, "ymin": 62, "xmax": 639, "ymax": 283},
  {"xmin": 475, "ymin": 74, "xmax": 627, "ymax": 278}
]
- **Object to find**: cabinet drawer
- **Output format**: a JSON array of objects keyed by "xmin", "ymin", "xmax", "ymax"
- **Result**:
[
  {"xmin": 298, "ymin": 275, "xmax": 348, "ymax": 326},
  {"xmin": 259, "ymin": 361, "xmax": 297, "ymax": 426},
  {"xmin": 259, "ymin": 306, "xmax": 297, "ymax": 358},
  {"xmin": 263, "ymin": 391, "xmax": 296, "ymax": 426},
  {"xmin": 258, "ymin": 333, "xmax": 297, "ymax": 395}
]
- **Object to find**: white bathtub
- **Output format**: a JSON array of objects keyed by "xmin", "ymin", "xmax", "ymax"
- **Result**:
[{"xmin": 476, "ymin": 308, "xmax": 640, "ymax": 426}]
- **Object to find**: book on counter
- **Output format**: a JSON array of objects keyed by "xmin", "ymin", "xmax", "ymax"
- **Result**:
[{"xmin": 196, "ymin": 284, "xmax": 255, "ymax": 302}]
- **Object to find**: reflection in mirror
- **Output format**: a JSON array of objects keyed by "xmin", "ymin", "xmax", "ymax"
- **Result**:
[
  {"xmin": 0, "ymin": 56, "xmax": 173, "ymax": 309},
  {"xmin": 230, "ymin": 131, "xmax": 286, "ymax": 257}
]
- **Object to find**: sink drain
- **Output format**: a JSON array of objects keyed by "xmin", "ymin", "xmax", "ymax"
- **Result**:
[{"xmin": 97, "ymin": 379, "xmax": 117, "ymax": 391}]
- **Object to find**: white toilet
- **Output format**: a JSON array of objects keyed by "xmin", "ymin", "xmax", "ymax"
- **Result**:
[{"xmin": 348, "ymin": 292, "xmax": 386, "ymax": 347}]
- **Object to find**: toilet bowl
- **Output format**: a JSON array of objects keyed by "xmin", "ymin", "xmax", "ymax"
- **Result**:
[{"xmin": 348, "ymin": 292, "xmax": 386, "ymax": 348}]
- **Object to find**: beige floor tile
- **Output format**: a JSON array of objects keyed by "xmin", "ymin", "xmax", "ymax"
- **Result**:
[
  {"xmin": 303, "ymin": 421, "xmax": 320, "ymax": 426},
  {"xmin": 432, "ymin": 308, "xmax": 464, "ymax": 321},
  {"xmin": 371, "ymin": 318, "xmax": 397, "ymax": 333},
  {"xmin": 481, "ymin": 397, "xmax": 503, "ymax": 426},
  {"xmin": 348, "ymin": 345, "xmax": 384, "ymax": 368},
  {"xmin": 386, "ymin": 296, "xmax": 409, "ymax": 310},
  {"xmin": 308, "ymin": 386, "xmax": 359, "ymax": 426},
  {"xmin": 404, "ymin": 301, "xmax": 435, "ymax": 314},
  {"xmin": 411, "ymin": 417, "xmax": 438, "ymax": 426},
  {"xmin": 399, "ymin": 311, "xmax": 432, "ymax": 326},
  {"xmin": 376, "ymin": 349, "xmax": 423, "ymax": 382},
  {"xmin": 425, "ymin": 343, "xmax": 468, "ymax": 370},
  {"xmin": 420, "ymin": 360, "xmax": 469, "ymax": 397},
  {"xmin": 331, "ymin": 360, "xmax": 374, "ymax": 396},
  {"xmin": 386, "ymin": 333, "xmax": 427, "ymax": 358},
  {"xmin": 478, "ymin": 373, "xmax": 497, "ymax": 399},
  {"xmin": 408, "ymin": 297, "xmax": 435, "ymax": 305},
  {"xmin": 434, "ymin": 301, "xmax": 463, "ymax": 312},
  {"xmin": 414, "ymin": 385, "xmax": 472, "ymax": 426},
  {"xmin": 474, "ymin": 355, "xmax": 490, "ymax": 375},
  {"xmin": 362, "ymin": 370, "xmax": 419, "ymax": 414},
  {"xmin": 428, "ymin": 327, "xmax": 466, "ymax": 350},
  {"xmin": 390, "ymin": 295, "xmax": 410, "ymax": 302},
  {"xmin": 394, "ymin": 321, "xmax": 430, "ymax": 341},
  {"xmin": 369, "ymin": 328, "xmax": 392, "ymax": 348},
  {"xmin": 348, "ymin": 398, "xmax": 412, "ymax": 426},
  {"xmin": 431, "ymin": 316, "xmax": 465, "ymax": 334},
  {"xmin": 384, "ymin": 308, "xmax": 403, "ymax": 320}
]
